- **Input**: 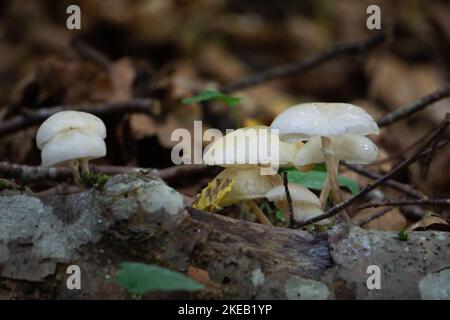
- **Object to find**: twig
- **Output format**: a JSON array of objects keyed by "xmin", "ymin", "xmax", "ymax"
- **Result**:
[
  {"xmin": 420, "ymin": 129, "xmax": 445, "ymax": 179},
  {"xmin": 296, "ymin": 114, "xmax": 450, "ymax": 227},
  {"xmin": 357, "ymin": 207, "xmax": 394, "ymax": 227},
  {"xmin": 0, "ymin": 99, "xmax": 159, "ymax": 137},
  {"xmin": 282, "ymin": 172, "xmax": 295, "ymax": 228},
  {"xmin": 0, "ymin": 162, "xmax": 215, "ymax": 185},
  {"xmin": 377, "ymin": 83, "xmax": 450, "ymax": 127},
  {"xmin": 220, "ymin": 33, "xmax": 385, "ymax": 93},
  {"xmin": 71, "ymin": 38, "xmax": 113, "ymax": 71},
  {"xmin": 247, "ymin": 200, "xmax": 272, "ymax": 226},
  {"xmin": 359, "ymin": 198, "xmax": 450, "ymax": 210},
  {"xmin": 342, "ymin": 162, "xmax": 426, "ymax": 199}
]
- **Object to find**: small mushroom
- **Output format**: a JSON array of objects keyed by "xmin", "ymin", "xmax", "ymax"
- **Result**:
[
  {"xmin": 294, "ymin": 134, "xmax": 378, "ymax": 166},
  {"xmin": 271, "ymin": 103, "xmax": 379, "ymax": 213},
  {"xmin": 265, "ymin": 183, "xmax": 329, "ymax": 225},
  {"xmin": 36, "ymin": 110, "xmax": 107, "ymax": 184}
]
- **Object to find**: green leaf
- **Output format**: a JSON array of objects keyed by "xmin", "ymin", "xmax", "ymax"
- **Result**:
[
  {"xmin": 112, "ymin": 262, "xmax": 204, "ymax": 294},
  {"xmin": 282, "ymin": 168, "xmax": 360, "ymax": 195},
  {"xmin": 275, "ymin": 210, "xmax": 286, "ymax": 222},
  {"xmin": 182, "ymin": 89, "xmax": 241, "ymax": 108}
]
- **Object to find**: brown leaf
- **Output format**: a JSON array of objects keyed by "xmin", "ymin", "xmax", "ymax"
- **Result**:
[{"xmin": 407, "ymin": 214, "xmax": 450, "ymax": 231}]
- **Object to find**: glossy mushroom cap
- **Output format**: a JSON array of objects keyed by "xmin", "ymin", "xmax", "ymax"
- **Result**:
[
  {"xmin": 36, "ymin": 110, "xmax": 107, "ymax": 167},
  {"xmin": 203, "ymin": 126, "xmax": 297, "ymax": 167},
  {"xmin": 36, "ymin": 111, "xmax": 106, "ymax": 149},
  {"xmin": 266, "ymin": 183, "xmax": 327, "ymax": 224},
  {"xmin": 295, "ymin": 134, "xmax": 378, "ymax": 166},
  {"xmin": 270, "ymin": 102, "xmax": 379, "ymax": 141},
  {"xmin": 216, "ymin": 167, "xmax": 273, "ymax": 206}
]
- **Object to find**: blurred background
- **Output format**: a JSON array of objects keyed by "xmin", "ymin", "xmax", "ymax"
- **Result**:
[{"xmin": 0, "ymin": 0, "xmax": 449, "ymax": 227}]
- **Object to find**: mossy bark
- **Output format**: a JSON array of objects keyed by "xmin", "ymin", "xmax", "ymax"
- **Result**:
[{"xmin": 0, "ymin": 174, "xmax": 449, "ymax": 299}]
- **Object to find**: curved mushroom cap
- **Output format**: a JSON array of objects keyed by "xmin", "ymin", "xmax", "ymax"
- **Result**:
[
  {"xmin": 203, "ymin": 126, "xmax": 297, "ymax": 167},
  {"xmin": 216, "ymin": 167, "xmax": 273, "ymax": 206},
  {"xmin": 266, "ymin": 183, "xmax": 328, "ymax": 224},
  {"xmin": 295, "ymin": 134, "xmax": 378, "ymax": 166},
  {"xmin": 41, "ymin": 131, "xmax": 106, "ymax": 167},
  {"xmin": 270, "ymin": 102, "xmax": 379, "ymax": 141},
  {"xmin": 266, "ymin": 183, "xmax": 320, "ymax": 205},
  {"xmin": 36, "ymin": 111, "xmax": 106, "ymax": 150}
]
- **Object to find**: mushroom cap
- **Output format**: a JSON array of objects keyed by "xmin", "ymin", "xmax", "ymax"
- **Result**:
[
  {"xmin": 265, "ymin": 183, "xmax": 327, "ymax": 224},
  {"xmin": 41, "ymin": 130, "xmax": 106, "ymax": 167},
  {"xmin": 36, "ymin": 111, "xmax": 106, "ymax": 150},
  {"xmin": 295, "ymin": 134, "xmax": 378, "ymax": 166},
  {"xmin": 216, "ymin": 167, "xmax": 273, "ymax": 206},
  {"xmin": 270, "ymin": 102, "xmax": 379, "ymax": 141},
  {"xmin": 203, "ymin": 126, "xmax": 296, "ymax": 167},
  {"xmin": 265, "ymin": 182, "xmax": 320, "ymax": 206}
]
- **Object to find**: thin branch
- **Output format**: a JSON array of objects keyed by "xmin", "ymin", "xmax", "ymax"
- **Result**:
[
  {"xmin": 357, "ymin": 207, "xmax": 394, "ymax": 227},
  {"xmin": 359, "ymin": 198, "xmax": 450, "ymax": 210},
  {"xmin": 0, "ymin": 98, "xmax": 159, "ymax": 137},
  {"xmin": 377, "ymin": 83, "xmax": 450, "ymax": 127},
  {"xmin": 220, "ymin": 33, "xmax": 385, "ymax": 93},
  {"xmin": 342, "ymin": 162, "xmax": 426, "ymax": 199},
  {"xmin": 0, "ymin": 162, "xmax": 214, "ymax": 185},
  {"xmin": 71, "ymin": 38, "xmax": 113, "ymax": 71},
  {"xmin": 282, "ymin": 172, "xmax": 295, "ymax": 228},
  {"xmin": 296, "ymin": 114, "xmax": 450, "ymax": 227}
]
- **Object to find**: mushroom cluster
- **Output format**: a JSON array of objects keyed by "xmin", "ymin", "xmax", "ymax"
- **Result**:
[
  {"xmin": 36, "ymin": 110, "xmax": 107, "ymax": 183},
  {"xmin": 271, "ymin": 102, "xmax": 379, "ymax": 209},
  {"xmin": 200, "ymin": 102, "xmax": 379, "ymax": 227}
]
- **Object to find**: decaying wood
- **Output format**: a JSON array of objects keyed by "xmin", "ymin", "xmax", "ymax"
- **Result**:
[{"xmin": 1, "ymin": 174, "xmax": 449, "ymax": 299}]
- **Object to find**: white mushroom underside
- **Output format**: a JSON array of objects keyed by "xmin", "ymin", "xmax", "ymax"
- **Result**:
[
  {"xmin": 41, "ymin": 130, "xmax": 106, "ymax": 167},
  {"xmin": 36, "ymin": 111, "xmax": 106, "ymax": 149},
  {"xmin": 295, "ymin": 134, "xmax": 378, "ymax": 166},
  {"xmin": 265, "ymin": 183, "xmax": 320, "ymax": 206},
  {"xmin": 270, "ymin": 102, "xmax": 379, "ymax": 140},
  {"xmin": 275, "ymin": 201, "xmax": 328, "ymax": 224},
  {"xmin": 217, "ymin": 167, "xmax": 273, "ymax": 206}
]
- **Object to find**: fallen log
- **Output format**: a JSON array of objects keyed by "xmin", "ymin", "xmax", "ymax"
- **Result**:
[{"xmin": 0, "ymin": 174, "xmax": 449, "ymax": 299}]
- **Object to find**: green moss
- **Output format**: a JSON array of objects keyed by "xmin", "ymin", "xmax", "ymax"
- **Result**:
[
  {"xmin": 80, "ymin": 172, "xmax": 110, "ymax": 189},
  {"xmin": 0, "ymin": 179, "xmax": 8, "ymax": 191},
  {"xmin": 397, "ymin": 230, "xmax": 409, "ymax": 241}
]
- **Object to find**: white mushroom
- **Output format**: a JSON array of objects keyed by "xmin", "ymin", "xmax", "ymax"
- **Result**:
[
  {"xmin": 202, "ymin": 126, "xmax": 303, "ymax": 225},
  {"xmin": 36, "ymin": 110, "xmax": 107, "ymax": 183},
  {"xmin": 271, "ymin": 103, "xmax": 379, "ymax": 213},
  {"xmin": 265, "ymin": 183, "xmax": 329, "ymax": 225},
  {"xmin": 203, "ymin": 126, "xmax": 299, "ymax": 170}
]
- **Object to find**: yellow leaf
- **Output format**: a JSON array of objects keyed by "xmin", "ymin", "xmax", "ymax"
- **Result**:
[{"xmin": 193, "ymin": 178, "xmax": 236, "ymax": 212}]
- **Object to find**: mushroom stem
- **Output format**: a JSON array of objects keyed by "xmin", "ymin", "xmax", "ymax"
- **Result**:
[
  {"xmin": 319, "ymin": 177, "xmax": 331, "ymax": 209},
  {"xmin": 69, "ymin": 160, "xmax": 81, "ymax": 185},
  {"xmin": 247, "ymin": 200, "xmax": 272, "ymax": 226},
  {"xmin": 79, "ymin": 158, "xmax": 90, "ymax": 174},
  {"xmin": 320, "ymin": 136, "xmax": 351, "ymax": 223}
]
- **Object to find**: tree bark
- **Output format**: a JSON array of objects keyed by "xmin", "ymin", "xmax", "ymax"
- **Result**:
[{"xmin": 0, "ymin": 174, "xmax": 449, "ymax": 299}]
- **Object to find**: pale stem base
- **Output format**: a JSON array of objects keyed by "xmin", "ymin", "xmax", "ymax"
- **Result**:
[
  {"xmin": 247, "ymin": 200, "xmax": 272, "ymax": 225},
  {"xmin": 320, "ymin": 136, "xmax": 351, "ymax": 223}
]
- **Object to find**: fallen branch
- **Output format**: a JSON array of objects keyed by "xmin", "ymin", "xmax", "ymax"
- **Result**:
[
  {"xmin": 297, "ymin": 114, "xmax": 450, "ymax": 227},
  {"xmin": 358, "ymin": 198, "xmax": 450, "ymax": 210},
  {"xmin": 1, "ymin": 174, "xmax": 449, "ymax": 299},
  {"xmin": 0, "ymin": 98, "xmax": 160, "ymax": 137},
  {"xmin": 0, "ymin": 162, "xmax": 216, "ymax": 185},
  {"xmin": 377, "ymin": 83, "xmax": 450, "ymax": 127},
  {"xmin": 220, "ymin": 33, "xmax": 385, "ymax": 93}
]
